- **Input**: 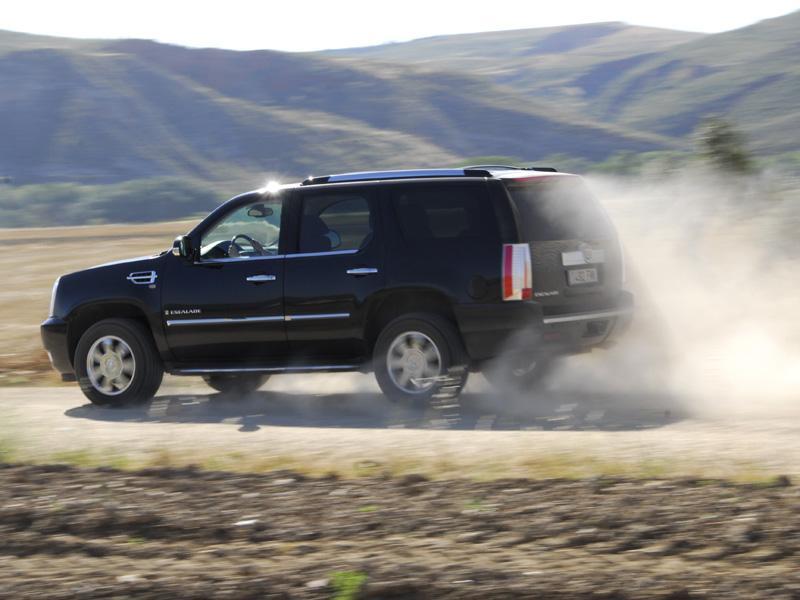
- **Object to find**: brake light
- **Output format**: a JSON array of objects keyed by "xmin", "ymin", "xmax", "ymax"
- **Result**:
[{"xmin": 502, "ymin": 243, "xmax": 532, "ymax": 301}]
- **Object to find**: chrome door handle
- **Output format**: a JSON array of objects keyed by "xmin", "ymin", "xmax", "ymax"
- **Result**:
[
  {"xmin": 246, "ymin": 274, "xmax": 276, "ymax": 282},
  {"xmin": 346, "ymin": 268, "xmax": 378, "ymax": 275}
]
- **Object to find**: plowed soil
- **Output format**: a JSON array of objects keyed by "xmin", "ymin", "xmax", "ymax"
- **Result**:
[{"xmin": 1, "ymin": 464, "xmax": 799, "ymax": 599}]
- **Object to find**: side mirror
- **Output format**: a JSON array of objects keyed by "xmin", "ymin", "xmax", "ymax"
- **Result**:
[{"xmin": 172, "ymin": 235, "xmax": 193, "ymax": 259}]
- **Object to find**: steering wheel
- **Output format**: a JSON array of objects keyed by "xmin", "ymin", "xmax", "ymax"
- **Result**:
[{"xmin": 229, "ymin": 234, "xmax": 266, "ymax": 257}]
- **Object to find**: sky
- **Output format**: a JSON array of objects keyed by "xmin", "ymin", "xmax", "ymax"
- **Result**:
[{"xmin": 3, "ymin": 0, "xmax": 799, "ymax": 51}]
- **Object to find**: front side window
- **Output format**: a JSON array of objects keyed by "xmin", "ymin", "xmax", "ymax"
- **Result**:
[
  {"xmin": 297, "ymin": 193, "xmax": 372, "ymax": 254},
  {"xmin": 200, "ymin": 197, "xmax": 282, "ymax": 260}
]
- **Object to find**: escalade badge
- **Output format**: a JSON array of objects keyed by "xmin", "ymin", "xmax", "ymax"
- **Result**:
[{"xmin": 165, "ymin": 309, "xmax": 201, "ymax": 316}]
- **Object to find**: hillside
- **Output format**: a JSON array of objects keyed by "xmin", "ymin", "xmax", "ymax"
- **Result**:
[
  {"xmin": 325, "ymin": 12, "xmax": 800, "ymax": 153},
  {"xmin": 580, "ymin": 11, "xmax": 800, "ymax": 152},
  {"xmin": 323, "ymin": 22, "xmax": 703, "ymax": 99},
  {"xmin": 0, "ymin": 42, "xmax": 457, "ymax": 184},
  {"xmin": 0, "ymin": 32, "xmax": 667, "ymax": 185},
  {"xmin": 2, "ymin": 12, "xmax": 797, "ymax": 187}
]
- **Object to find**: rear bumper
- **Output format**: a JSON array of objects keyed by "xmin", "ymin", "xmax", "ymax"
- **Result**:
[
  {"xmin": 541, "ymin": 290, "xmax": 634, "ymax": 349},
  {"xmin": 459, "ymin": 291, "xmax": 634, "ymax": 362},
  {"xmin": 40, "ymin": 317, "xmax": 74, "ymax": 377}
]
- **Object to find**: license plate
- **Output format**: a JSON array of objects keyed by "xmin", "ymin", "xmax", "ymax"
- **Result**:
[{"xmin": 567, "ymin": 267, "xmax": 599, "ymax": 286}]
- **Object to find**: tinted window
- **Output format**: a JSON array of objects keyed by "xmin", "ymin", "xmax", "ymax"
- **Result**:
[
  {"xmin": 298, "ymin": 193, "xmax": 372, "ymax": 253},
  {"xmin": 505, "ymin": 177, "xmax": 613, "ymax": 241},
  {"xmin": 392, "ymin": 183, "xmax": 496, "ymax": 242}
]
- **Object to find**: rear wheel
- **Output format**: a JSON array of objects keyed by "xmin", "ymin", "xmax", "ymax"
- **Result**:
[
  {"xmin": 203, "ymin": 373, "xmax": 269, "ymax": 395},
  {"xmin": 75, "ymin": 318, "xmax": 163, "ymax": 406},
  {"xmin": 374, "ymin": 313, "xmax": 468, "ymax": 404}
]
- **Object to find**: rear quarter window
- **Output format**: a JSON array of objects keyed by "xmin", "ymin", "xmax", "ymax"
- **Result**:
[
  {"xmin": 391, "ymin": 182, "xmax": 498, "ymax": 243},
  {"xmin": 505, "ymin": 176, "xmax": 613, "ymax": 241}
]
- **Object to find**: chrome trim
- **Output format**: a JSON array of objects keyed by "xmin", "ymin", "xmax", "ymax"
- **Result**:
[
  {"xmin": 127, "ymin": 271, "xmax": 157, "ymax": 285},
  {"xmin": 198, "ymin": 249, "xmax": 360, "ymax": 263},
  {"xmin": 196, "ymin": 254, "xmax": 285, "ymax": 265},
  {"xmin": 284, "ymin": 312, "xmax": 350, "ymax": 322},
  {"xmin": 49, "ymin": 277, "xmax": 61, "ymax": 317},
  {"xmin": 246, "ymin": 274, "xmax": 276, "ymax": 282},
  {"xmin": 328, "ymin": 169, "xmax": 466, "ymax": 182},
  {"xmin": 346, "ymin": 267, "xmax": 378, "ymax": 275},
  {"xmin": 285, "ymin": 249, "xmax": 358, "ymax": 259},
  {"xmin": 543, "ymin": 308, "xmax": 632, "ymax": 325},
  {"xmin": 175, "ymin": 364, "xmax": 358, "ymax": 374},
  {"xmin": 166, "ymin": 315, "xmax": 284, "ymax": 327},
  {"xmin": 166, "ymin": 312, "xmax": 351, "ymax": 326}
]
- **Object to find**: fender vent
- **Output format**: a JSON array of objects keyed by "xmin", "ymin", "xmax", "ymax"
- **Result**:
[{"xmin": 127, "ymin": 271, "xmax": 157, "ymax": 285}]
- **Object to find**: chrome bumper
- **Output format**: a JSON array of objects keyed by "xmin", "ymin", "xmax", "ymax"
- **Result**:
[{"xmin": 542, "ymin": 306, "xmax": 634, "ymax": 325}]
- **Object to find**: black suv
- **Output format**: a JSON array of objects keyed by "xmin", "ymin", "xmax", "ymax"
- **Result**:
[{"xmin": 41, "ymin": 166, "xmax": 633, "ymax": 406}]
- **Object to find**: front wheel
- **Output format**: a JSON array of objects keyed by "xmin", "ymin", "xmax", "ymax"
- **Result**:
[
  {"xmin": 203, "ymin": 373, "xmax": 269, "ymax": 395},
  {"xmin": 75, "ymin": 318, "xmax": 163, "ymax": 407},
  {"xmin": 374, "ymin": 313, "xmax": 468, "ymax": 404}
]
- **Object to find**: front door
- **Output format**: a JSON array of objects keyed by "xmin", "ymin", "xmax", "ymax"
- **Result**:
[
  {"xmin": 283, "ymin": 186, "xmax": 384, "ymax": 362},
  {"xmin": 163, "ymin": 194, "xmax": 287, "ymax": 363}
]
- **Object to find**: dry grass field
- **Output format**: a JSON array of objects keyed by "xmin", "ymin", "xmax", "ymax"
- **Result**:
[{"xmin": 0, "ymin": 221, "xmax": 198, "ymax": 382}]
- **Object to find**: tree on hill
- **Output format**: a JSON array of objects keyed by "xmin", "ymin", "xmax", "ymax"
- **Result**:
[{"xmin": 695, "ymin": 117, "xmax": 754, "ymax": 174}]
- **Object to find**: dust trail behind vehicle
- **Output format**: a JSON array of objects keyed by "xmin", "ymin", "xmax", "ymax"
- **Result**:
[{"xmin": 558, "ymin": 170, "xmax": 800, "ymax": 417}]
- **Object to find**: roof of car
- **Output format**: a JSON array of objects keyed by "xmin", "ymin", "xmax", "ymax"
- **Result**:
[
  {"xmin": 253, "ymin": 167, "xmax": 575, "ymax": 196},
  {"xmin": 297, "ymin": 166, "xmax": 572, "ymax": 187}
]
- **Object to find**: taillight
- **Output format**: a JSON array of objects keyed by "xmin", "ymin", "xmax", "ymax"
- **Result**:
[{"xmin": 502, "ymin": 243, "xmax": 532, "ymax": 301}]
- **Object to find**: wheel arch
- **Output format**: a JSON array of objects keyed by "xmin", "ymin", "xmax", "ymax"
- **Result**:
[
  {"xmin": 363, "ymin": 287, "xmax": 462, "ymax": 358},
  {"xmin": 66, "ymin": 301, "xmax": 156, "ymax": 367}
]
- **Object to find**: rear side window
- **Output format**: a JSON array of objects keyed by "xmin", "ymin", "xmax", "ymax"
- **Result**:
[
  {"xmin": 392, "ymin": 183, "xmax": 497, "ymax": 242},
  {"xmin": 505, "ymin": 177, "xmax": 613, "ymax": 241},
  {"xmin": 298, "ymin": 192, "xmax": 372, "ymax": 253}
]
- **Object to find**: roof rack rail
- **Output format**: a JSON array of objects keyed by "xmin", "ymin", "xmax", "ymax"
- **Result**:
[
  {"xmin": 301, "ymin": 168, "xmax": 491, "ymax": 186},
  {"xmin": 462, "ymin": 164, "xmax": 558, "ymax": 173},
  {"xmin": 461, "ymin": 164, "xmax": 519, "ymax": 170}
]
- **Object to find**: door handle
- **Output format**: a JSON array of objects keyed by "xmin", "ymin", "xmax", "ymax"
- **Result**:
[
  {"xmin": 346, "ymin": 268, "xmax": 378, "ymax": 276},
  {"xmin": 246, "ymin": 274, "xmax": 276, "ymax": 282}
]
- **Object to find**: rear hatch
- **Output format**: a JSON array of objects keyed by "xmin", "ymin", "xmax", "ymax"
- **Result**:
[{"xmin": 503, "ymin": 175, "xmax": 623, "ymax": 314}]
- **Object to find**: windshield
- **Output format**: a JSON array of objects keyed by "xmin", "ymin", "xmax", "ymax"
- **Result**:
[{"xmin": 505, "ymin": 176, "xmax": 614, "ymax": 241}]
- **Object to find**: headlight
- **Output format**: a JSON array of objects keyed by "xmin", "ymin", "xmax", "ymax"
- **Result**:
[{"xmin": 49, "ymin": 277, "xmax": 61, "ymax": 317}]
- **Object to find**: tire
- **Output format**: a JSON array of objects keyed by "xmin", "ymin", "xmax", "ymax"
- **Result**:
[
  {"xmin": 75, "ymin": 318, "xmax": 163, "ymax": 407},
  {"xmin": 482, "ymin": 353, "xmax": 556, "ymax": 394},
  {"xmin": 202, "ymin": 373, "xmax": 269, "ymax": 395},
  {"xmin": 374, "ymin": 312, "xmax": 469, "ymax": 404}
]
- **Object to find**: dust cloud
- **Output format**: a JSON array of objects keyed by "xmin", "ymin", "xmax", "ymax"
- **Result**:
[{"xmin": 561, "ymin": 169, "xmax": 800, "ymax": 417}]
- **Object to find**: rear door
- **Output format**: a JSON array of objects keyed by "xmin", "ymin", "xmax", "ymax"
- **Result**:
[
  {"xmin": 385, "ymin": 180, "xmax": 501, "ymax": 303},
  {"xmin": 283, "ymin": 185, "xmax": 384, "ymax": 361},
  {"xmin": 503, "ymin": 175, "xmax": 623, "ymax": 312}
]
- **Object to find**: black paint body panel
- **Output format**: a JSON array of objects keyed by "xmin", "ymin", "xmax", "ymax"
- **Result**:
[{"xmin": 40, "ymin": 176, "xmax": 633, "ymax": 378}]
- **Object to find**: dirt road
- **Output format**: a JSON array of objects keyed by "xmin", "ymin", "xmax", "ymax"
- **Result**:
[
  {"xmin": 2, "ymin": 375, "xmax": 800, "ymax": 598},
  {"xmin": 2, "ymin": 373, "xmax": 799, "ymax": 481}
]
